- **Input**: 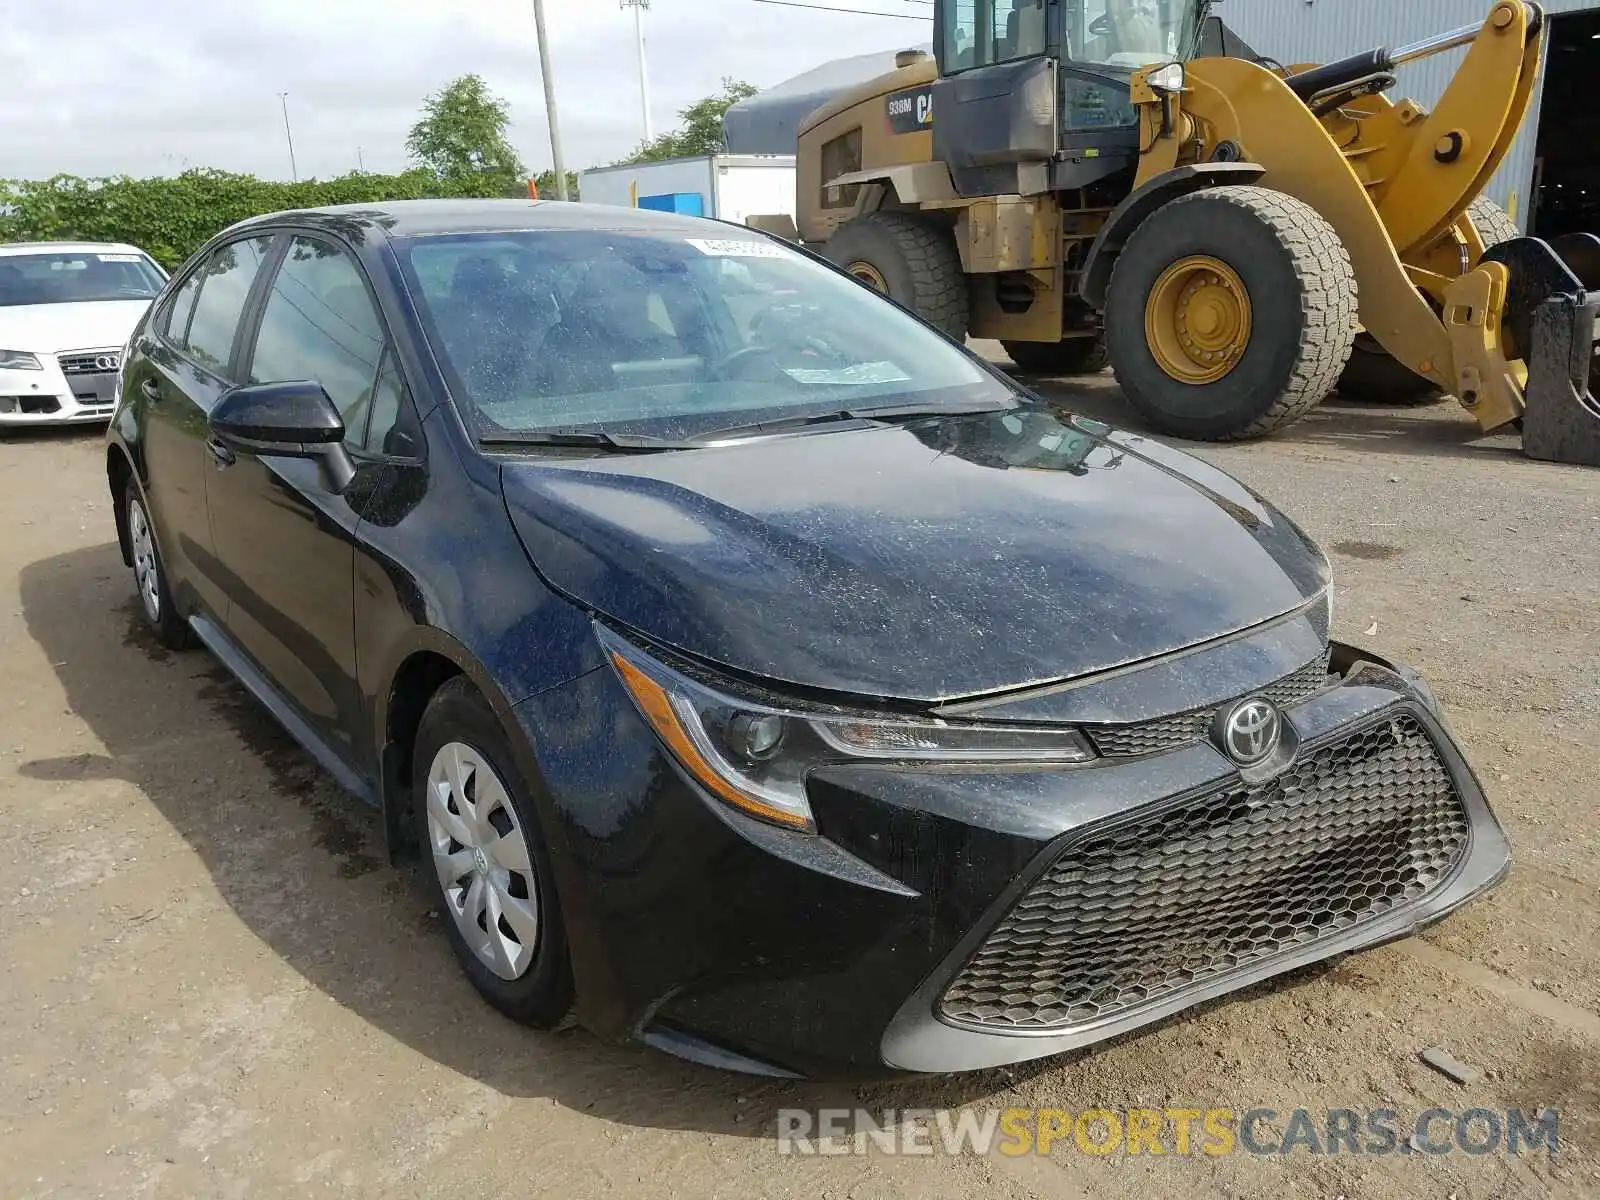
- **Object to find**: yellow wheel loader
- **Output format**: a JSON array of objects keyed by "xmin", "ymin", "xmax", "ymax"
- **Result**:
[{"xmin": 775, "ymin": 0, "xmax": 1600, "ymax": 465}]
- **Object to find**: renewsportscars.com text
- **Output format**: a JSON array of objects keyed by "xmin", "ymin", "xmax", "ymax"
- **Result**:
[{"xmin": 776, "ymin": 1106, "xmax": 1562, "ymax": 1158}]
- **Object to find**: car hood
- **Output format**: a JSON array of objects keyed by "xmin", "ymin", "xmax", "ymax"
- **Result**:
[
  {"xmin": 500, "ymin": 408, "xmax": 1331, "ymax": 703},
  {"xmin": 0, "ymin": 300, "xmax": 153, "ymax": 354}
]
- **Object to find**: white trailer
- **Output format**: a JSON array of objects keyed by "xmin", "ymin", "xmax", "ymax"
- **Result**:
[{"xmin": 576, "ymin": 155, "xmax": 796, "ymax": 227}]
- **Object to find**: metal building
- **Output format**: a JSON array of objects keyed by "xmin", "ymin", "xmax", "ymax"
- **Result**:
[{"xmin": 1221, "ymin": 0, "xmax": 1600, "ymax": 234}]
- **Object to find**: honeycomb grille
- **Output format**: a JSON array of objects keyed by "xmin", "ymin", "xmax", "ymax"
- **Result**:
[
  {"xmin": 57, "ymin": 350, "xmax": 119, "ymax": 375},
  {"xmin": 1086, "ymin": 656, "xmax": 1333, "ymax": 758},
  {"xmin": 939, "ymin": 712, "xmax": 1469, "ymax": 1032}
]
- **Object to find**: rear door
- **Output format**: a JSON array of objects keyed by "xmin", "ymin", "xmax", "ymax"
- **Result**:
[
  {"xmin": 203, "ymin": 232, "xmax": 401, "ymax": 770},
  {"xmin": 130, "ymin": 234, "xmax": 277, "ymax": 621}
]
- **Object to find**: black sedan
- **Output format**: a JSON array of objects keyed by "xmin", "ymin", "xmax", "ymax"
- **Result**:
[{"xmin": 106, "ymin": 200, "xmax": 1509, "ymax": 1077}]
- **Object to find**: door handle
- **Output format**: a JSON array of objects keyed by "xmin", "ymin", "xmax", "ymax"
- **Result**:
[
  {"xmin": 205, "ymin": 435, "xmax": 236, "ymax": 468},
  {"xmin": 139, "ymin": 378, "xmax": 163, "ymax": 402}
]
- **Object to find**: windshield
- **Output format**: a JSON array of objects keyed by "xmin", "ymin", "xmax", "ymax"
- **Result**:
[
  {"xmin": 1068, "ymin": 0, "xmax": 1201, "ymax": 70},
  {"xmin": 0, "ymin": 251, "xmax": 166, "ymax": 307},
  {"xmin": 396, "ymin": 229, "xmax": 1015, "ymax": 442}
]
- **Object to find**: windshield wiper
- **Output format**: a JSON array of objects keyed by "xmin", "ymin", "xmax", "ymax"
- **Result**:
[
  {"xmin": 690, "ymin": 400, "xmax": 1013, "ymax": 444},
  {"xmin": 479, "ymin": 429, "xmax": 696, "ymax": 454}
]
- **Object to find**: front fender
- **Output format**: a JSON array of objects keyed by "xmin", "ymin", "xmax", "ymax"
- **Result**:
[{"xmin": 1080, "ymin": 162, "xmax": 1267, "ymax": 308}]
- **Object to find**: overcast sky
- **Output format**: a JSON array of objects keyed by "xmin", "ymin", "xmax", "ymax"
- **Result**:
[{"xmin": 0, "ymin": 0, "xmax": 933, "ymax": 183}]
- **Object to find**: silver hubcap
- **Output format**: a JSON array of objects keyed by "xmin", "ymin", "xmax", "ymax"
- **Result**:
[
  {"xmin": 128, "ymin": 496, "xmax": 161, "ymax": 623},
  {"xmin": 426, "ymin": 742, "xmax": 539, "ymax": 981}
]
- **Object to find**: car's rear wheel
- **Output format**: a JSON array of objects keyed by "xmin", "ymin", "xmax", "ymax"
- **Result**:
[
  {"xmin": 124, "ymin": 482, "xmax": 195, "ymax": 650},
  {"xmin": 413, "ymin": 677, "xmax": 573, "ymax": 1027}
]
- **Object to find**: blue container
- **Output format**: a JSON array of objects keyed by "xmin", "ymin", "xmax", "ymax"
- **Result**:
[{"xmin": 637, "ymin": 192, "xmax": 706, "ymax": 216}]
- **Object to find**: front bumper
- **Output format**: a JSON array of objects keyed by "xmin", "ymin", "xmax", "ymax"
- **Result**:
[
  {"xmin": 516, "ymin": 643, "xmax": 1509, "ymax": 1077},
  {"xmin": 0, "ymin": 353, "xmax": 119, "ymax": 426}
]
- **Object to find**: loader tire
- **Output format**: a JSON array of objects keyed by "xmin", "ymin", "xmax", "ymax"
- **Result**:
[
  {"xmin": 1337, "ymin": 197, "xmax": 1520, "ymax": 406},
  {"xmin": 1338, "ymin": 333, "xmax": 1442, "ymax": 405},
  {"xmin": 1002, "ymin": 337, "xmax": 1111, "ymax": 376},
  {"xmin": 1106, "ymin": 186, "xmax": 1358, "ymax": 441},
  {"xmin": 827, "ymin": 212, "xmax": 969, "ymax": 341},
  {"xmin": 1467, "ymin": 195, "xmax": 1521, "ymax": 248}
]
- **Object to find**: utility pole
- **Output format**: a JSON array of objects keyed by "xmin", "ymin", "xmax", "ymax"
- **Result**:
[
  {"xmin": 620, "ymin": 0, "xmax": 653, "ymax": 143},
  {"xmin": 278, "ymin": 92, "xmax": 299, "ymax": 182},
  {"xmin": 357, "ymin": 146, "xmax": 365, "ymax": 173},
  {"xmin": 531, "ymin": 0, "xmax": 569, "ymax": 200}
]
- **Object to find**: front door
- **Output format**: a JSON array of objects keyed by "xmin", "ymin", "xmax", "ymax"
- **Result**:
[
  {"xmin": 133, "ymin": 234, "xmax": 277, "ymax": 622},
  {"xmin": 203, "ymin": 233, "xmax": 398, "ymax": 769},
  {"xmin": 932, "ymin": 0, "xmax": 1059, "ymax": 192}
]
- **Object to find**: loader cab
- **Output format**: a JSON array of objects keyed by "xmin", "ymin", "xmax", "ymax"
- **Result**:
[{"xmin": 931, "ymin": 0, "xmax": 1204, "ymax": 197}]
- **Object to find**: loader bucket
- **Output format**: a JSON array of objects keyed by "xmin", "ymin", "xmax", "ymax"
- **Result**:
[{"xmin": 1484, "ymin": 234, "xmax": 1600, "ymax": 467}]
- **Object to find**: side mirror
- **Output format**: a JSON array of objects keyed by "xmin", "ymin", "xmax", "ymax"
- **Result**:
[{"xmin": 210, "ymin": 381, "xmax": 356, "ymax": 492}]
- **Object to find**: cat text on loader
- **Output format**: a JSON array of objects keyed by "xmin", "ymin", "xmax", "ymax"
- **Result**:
[{"xmin": 783, "ymin": 0, "xmax": 1600, "ymax": 465}]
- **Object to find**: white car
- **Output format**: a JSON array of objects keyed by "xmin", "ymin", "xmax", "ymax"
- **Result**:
[{"xmin": 0, "ymin": 241, "xmax": 168, "ymax": 428}]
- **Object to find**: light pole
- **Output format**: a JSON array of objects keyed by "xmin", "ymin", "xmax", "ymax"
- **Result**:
[
  {"xmin": 620, "ymin": 0, "xmax": 653, "ymax": 144},
  {"xmin": 278, "ymin": 92, "xmax": 299, "ymax": 182},
  {"xmin": 531, "ymin": 0, "xmax": 569, "ymax": 200}
]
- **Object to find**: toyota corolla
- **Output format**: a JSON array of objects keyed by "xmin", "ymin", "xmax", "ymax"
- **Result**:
[{"xmin": 105, "ymin": 200, "xmax": 1509, "ymax": 1077}]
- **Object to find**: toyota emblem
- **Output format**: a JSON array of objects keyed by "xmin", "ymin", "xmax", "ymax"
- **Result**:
[{"xmin": 1216, "ymin": 697, "xmax": 1282, "ymax": 766}]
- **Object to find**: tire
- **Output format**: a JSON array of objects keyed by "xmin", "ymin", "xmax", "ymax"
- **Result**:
[
  {"xmin": 1002, "ymin": 337, "xmax": 1111, "ymax": 376},
  {"xmin": 1337, "ymin": 197, "xmax": 1520, "ymax": 406},
  {"xmin": 826, "ymin": 212, "xmax": 969, "ymax": 341},
  {"xmin": 1337, "ymin": 332, "xmax": 1442, "ymax": 405},
  {"xmin": 1105, "ymin": 185, "xmax": 1358, "ymax": 441},
  {"xmin": 122, "ymin": 477, "xmax": 195, "ymax": 651},
  {"xmin": 1467, "ymin": 195, "xmax": 1521, "ymax": 247},
  {"xmin": 413, "ymin": 677, "xmax": 573, "ymax": 1028}
]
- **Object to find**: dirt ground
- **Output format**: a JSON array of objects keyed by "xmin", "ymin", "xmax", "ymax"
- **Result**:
[{"xmin": 2, "ymin": 373, "xmax": 1598, "ymax": 1199}]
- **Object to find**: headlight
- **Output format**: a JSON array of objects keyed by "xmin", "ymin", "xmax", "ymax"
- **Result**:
[
  {"xmin": 601, "ymin": 627, "xmax": 1096, "ymax": 833},
  {"xmin": 1147, "ymin": 63, "xmax": 1186, "ymax": 93},
  {"xmin": 0, "ymin": 350, "xmax": 42, "ymax": 370}
]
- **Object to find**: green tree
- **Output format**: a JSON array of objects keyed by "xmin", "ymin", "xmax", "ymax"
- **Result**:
[
  {"xmin": 406, "ymin": 74, "xmax": 525, "ymax": 193},
  {"xmin": 534, "ymin": 170, "xmax": 580, "ymax": 200},
  {"xmin": 623, "ymin": 78, "xmax": 759, "ymax": 164}
]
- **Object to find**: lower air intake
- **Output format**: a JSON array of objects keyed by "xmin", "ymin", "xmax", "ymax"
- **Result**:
[{"xmin": 940, "ymin": 710, "xmax": 1470, "ymax": 1032}]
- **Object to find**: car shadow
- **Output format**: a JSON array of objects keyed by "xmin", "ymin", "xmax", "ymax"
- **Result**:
[{"xmin": 15, "ymin": 540, "xmax": 1095, "ymax": 1136}]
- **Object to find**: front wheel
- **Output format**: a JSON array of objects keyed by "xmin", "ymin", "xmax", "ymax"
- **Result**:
[
  {"xmin": 414, "ymin": 677, "xmax": 574, "ymax": 1027},
  {"xmin": 1105, "ymin": 186, "xmax": 1358, "ymax": 441}
]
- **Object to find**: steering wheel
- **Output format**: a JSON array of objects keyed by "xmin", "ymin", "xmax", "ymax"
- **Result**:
[{"xmin": 709, "ymin": 344, "xmax": 780, "ymax": 380}]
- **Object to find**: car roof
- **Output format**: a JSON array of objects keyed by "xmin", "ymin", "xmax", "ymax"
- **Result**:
[
  {"xmin": 222, "ymin": 198, "xmax": 743, "ymax": 242},
  {"xmin": 0, "ymin": 240, "xmax": 151, "ymax": 257}
]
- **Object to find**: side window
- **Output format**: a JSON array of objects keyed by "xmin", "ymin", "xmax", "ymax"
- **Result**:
[
  {"xmin": 247, "ymin": 236, "xmax": 386, "ymax": 444},
  {"xmin": 364, "ymin": 348, "xmax": 420, "ymax": 457},
  {"xmin": 819, "ymin": 129, "xmax": 863, "ymax": 211},
  {"xmin": 161, "ymin": 272, "xmax": 203, "ymax": 343},
  {"xmin": 941, "ymin": 0, "xmax": 1045, "ymax": 70},
  {"xmin": 183, "ymin": 236, "xmax": 274, "ymax": 376},
  {"xmin": 943, "ymin": 0, "xmax": 979, "ymax": 70}
]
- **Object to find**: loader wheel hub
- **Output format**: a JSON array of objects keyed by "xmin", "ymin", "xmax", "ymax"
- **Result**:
[
  {"xmin": 1146, "ymin": 256, "xmax": 1253, "ymax": 385},
  {"xmin": 847, "ymin": 261, "xmax": 889, "ymax": 292}
]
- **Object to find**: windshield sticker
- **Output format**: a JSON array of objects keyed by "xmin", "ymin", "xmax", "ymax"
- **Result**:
[
  {"xmin": 97, "ymin": 253, "xmax": 145, "ymax": 263},
  {"xmin": 685, "ymin": 238, "xmax": 787, "ymax": 259},
  {"xmin": 783, "ymin": 362, "xmax": 913, "ymax": 386}
]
